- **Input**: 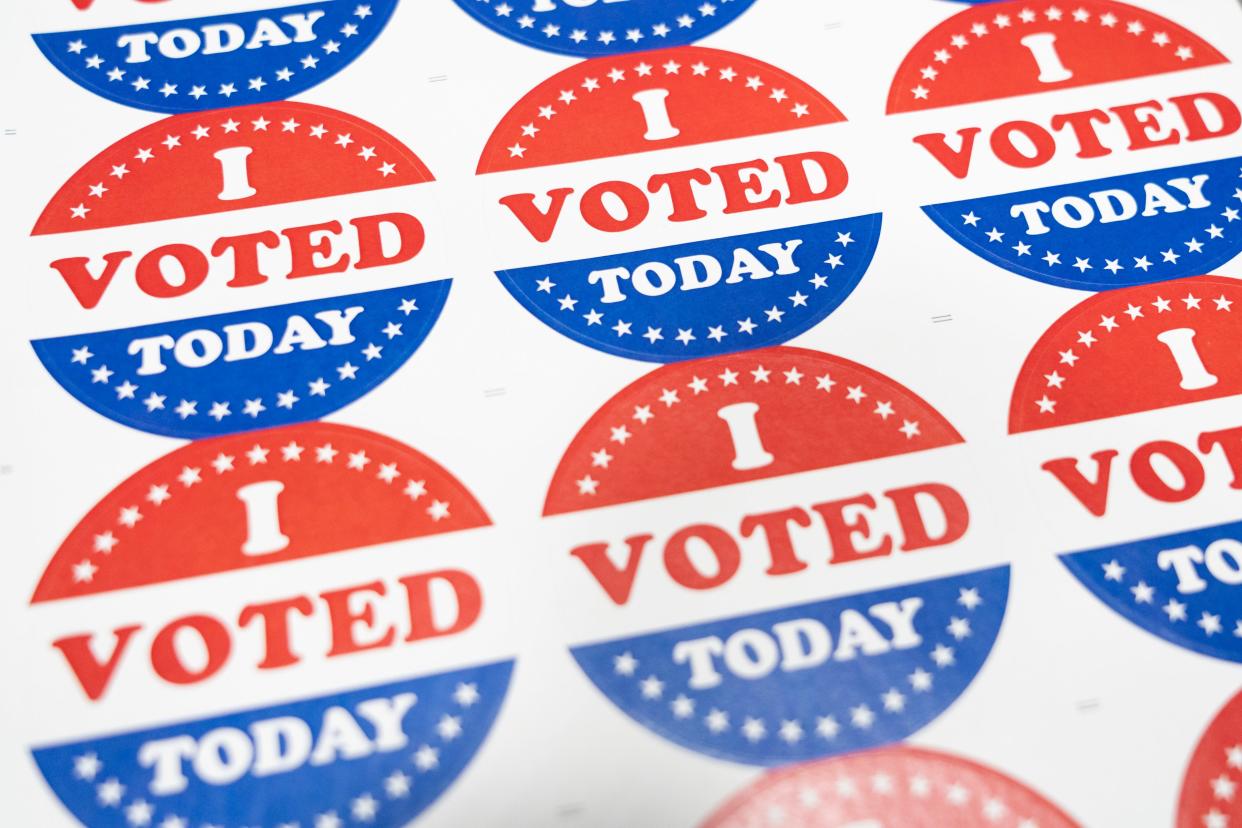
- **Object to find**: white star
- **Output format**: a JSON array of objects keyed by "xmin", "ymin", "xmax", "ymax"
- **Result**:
[
  {"xmin": 118, "ymin": 505, "xmax": 142, "ymax": 527},
  {"xmin": 741, "ymin": 717, "xmax": 766, "ymax": 742},
  {"xmin": 815, "ymin": 715, "xmax": 840, "ymax": 738},
  {"xmin": 1199, "ymin": 612, "xmax": 1223, "ymax": 635},
  {"xmin": 1164, "ymin": 598, "xmax": 1187, "ymax": 621},
  {"xmin": 909, "ymin": 668, "xmax": 933, "ymax": 691},
  {"xmin": 947, "ymin": 617, "xmax": 972, "ymax": 640},
  {"xmin": 412, "ymin": 749, "xmax": 437, "ymax": 774},
  {"xmin": 74, "ymin": 752, "xmax": 101, "ymax": 781},
  {"xmin": 97, "ymin": 778, "xmax": 125, "ymax": 805},
  {"xmin": 454, "ymin": 682, "xmax": 480, "ymax": 706},
  {"xmin": 958, "ymin": 588, "xmax": 982, "ymax": 609},
  {"xmin": 882, "ymin": 688, "xmax": 906, "ymax": 712},
  {"xmin": 384, "ymin": 771, "xmax": 411, "ymax": 798},
  {"xmin": 125, "ymin": 799, "xmax": 153, "ymax": 826},
  {"xmin": 614, "ymin": 652, "xmax": 638, "ymax": 676},
  {"xmin": 640, "ymin": 675, "xmax": 664, "ymax": 699},
  {"xmin": 436, "ymin": 715, "xmax": 463, "ymax": 740},
  {"xmin": 778, "ymin": 719, "xmax": 803, "ymax": 743}
]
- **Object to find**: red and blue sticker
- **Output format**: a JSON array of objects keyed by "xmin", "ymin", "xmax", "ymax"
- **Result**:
[
  {"xmin": 1178, "ymin": 690, "xmax": 1242, "ymax": 828},
  {"xmin": 452, "ymin": 0, "xmax": 757, "ymax": 57},
  {"xmin": 478, "ymin": 46, "xmax": 879, "ymax": 363},
  {"xmin": 700, "ymin": 745, "xmax": 1081, "ymax": 827},
  {"xmin": 889, "ymin": 1, "xmax": 1240, "ymax": 290},
  {"xmin": 546, "ymin": 346, "xmax": 1003, "ymax": 764},
  {"xmin": 29, "ymin": 421, "xmax": 511, "ymax": 827},
  {"xmin": 34, "ymin": 1, "xmax": 395, "ymax": 113},
  {"xmin": 1011, "ymin": 276, "xmax": 1242, "ymax": 661},
  {"xmin": 31, "ymin": 101, "xmax": 449, "ymax": 439}
]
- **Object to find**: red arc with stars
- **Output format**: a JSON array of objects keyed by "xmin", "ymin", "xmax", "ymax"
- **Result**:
[{"xmin": 32, "ymin": 422, "xmax": 488, "ymax": 602}]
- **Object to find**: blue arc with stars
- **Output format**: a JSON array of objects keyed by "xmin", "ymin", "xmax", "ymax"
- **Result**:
[
  {"xmin": 450, "ymin": 0, "xmax": 757, "ymax": 57},
  {"xmin": 571, "ymin": 566, "xmax": 1008, "ymax": 766},
  {"xmin": 496, "ymin": 216, "xmax": 880, "ymax": 363},
  {"xmin": 1061, "ymin": 519, "xmax": 1242, "ymax": 663},
  {"xmin": 32, "ymin": 281, "xmax": 449, "ymax": 440},
  {"xmin": 923, "ymin": 156, "xmax": 1242, "ymax": 291},
  {"xmin": 33, "ymin": 661, "xmax": 513, "ymax": 828},
  {"xmin": 33, "ymin": 1, "xmax": 396, "ymax": 114}
]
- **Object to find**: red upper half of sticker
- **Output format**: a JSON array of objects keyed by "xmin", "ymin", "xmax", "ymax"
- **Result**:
[
  {"xmin": 1177, "ymin": 690, "xmax": 1242, "ymax": 828},
  {"xmin": 477, "ymin": 46, "xmax": 845, "ymax": 174},
  {"xmin": 544, "ymin": 346, "xmax": 962, "ymax": 516},
  {"xmin": 887, "ymin": 0, "xmax": 1227, "ymax": 114},
  {"xmin": 34, "ymin": 102, "xmax": 433, "ymax": 235},
  {"xmin": 32, "ymin": 422, "xmax": 488, "ymax": 603},
  {"xmin": 1010, "ymin": 276, "xmax": 1242, "ymax": 433},
  {"xmin": 701, "ymin": 745, "xmax": 1081, "ymax": 828}
]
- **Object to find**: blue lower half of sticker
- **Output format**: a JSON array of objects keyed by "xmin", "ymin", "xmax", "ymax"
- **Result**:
[
  {"xmin": 451, "ymin": 0, "xmax": 757, "ymax": 57},
  {"xmin": 924, "ymin": 156, "xmax": 1242, "ymax": 290},
  {"xmin": 497, "ymin": 215, "xmax": 880, "ymax": 362},
  {"xmin": 1061, "ymin": 519, "xmax": 1242, "ymax": 663},
  {"xmin": 34, "ymin": 660, "xmax": 513, "ymax": 828},
  {"xmin": 34, "ymin": 0, "xmax": 397, "ymax": 114},
  {"xmin": 32, "ymin": 280, "xmax": 449, "ymax": 439},
  {"xmin": 571, "ymin": 566, "xmax": 1008, "ymax": 765}
]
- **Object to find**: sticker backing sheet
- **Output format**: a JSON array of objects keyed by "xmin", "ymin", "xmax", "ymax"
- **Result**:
[{"xmin": 1, "ymin": 1, "xmax": 1241, "ymax": 826}]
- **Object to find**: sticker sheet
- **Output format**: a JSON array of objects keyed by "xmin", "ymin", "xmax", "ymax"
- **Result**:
[{"xmin": 1, "ymin": 0, "xmax": 1240, "ymax": 826}]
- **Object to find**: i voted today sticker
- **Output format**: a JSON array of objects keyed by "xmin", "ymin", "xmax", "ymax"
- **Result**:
[
  {"xmin": 542, "ymin": 346, "xmax": 1008, "ymax": 764},
  {"xmin": 1008, "ymin": 276, "xmax": 1242, "ymax": 658},
  {"xmin": 477, "ymin": 46, "xmax": 880, "ymax": 363},
  {"xmin": 29, "ymin": 101, "xmax": 450, "ymax": 439},
  {"xmin": 1177, "ymin": 690, "xmax": 1241, "ymax": 828},
  {"xmin": 699, "ymin": 745, "xmax": 1081, "ymax": 827},
  {"xmin": 28, "ymin": 421, "xmax": 513, "ymax": 827},
  {"xmin": 451, "ymin": 0, "xmax": 758, "ymax": 58},
  {"xmin": 888, "ymin": 1, "xmax": 1241, "ymax": 290},
  {"xmin": 34, "ymin": 1, "xmax": 396, "ymax": 113}
]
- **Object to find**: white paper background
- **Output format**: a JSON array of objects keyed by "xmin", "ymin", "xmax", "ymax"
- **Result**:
[{"xmin": 1, "ymin": 0, "xmax": 1241, "ymax": 825}]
